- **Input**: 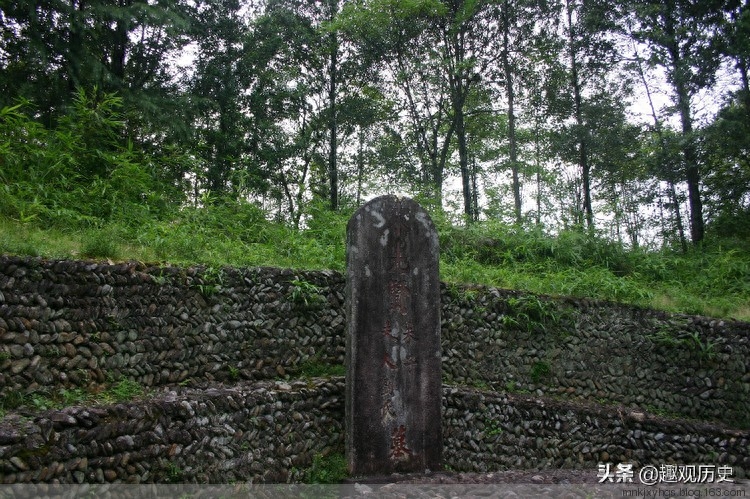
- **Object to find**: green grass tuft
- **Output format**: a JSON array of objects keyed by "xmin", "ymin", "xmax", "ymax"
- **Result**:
[
  {"xmin": 80, "ymin": 230, "xmax": 121, "ymax": 259},
  {"xmin": 305, "ymin": 453, "xmax": 348, "ymax": 484},
  {"xmin": 298, "ymin": 360, "xmax": 346, "ymax": 378}
]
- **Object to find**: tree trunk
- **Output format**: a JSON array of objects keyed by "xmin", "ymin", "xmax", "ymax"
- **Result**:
[
  {"xmin": 448, "ymin": 24, "xmax": 473, "ymax": 223},
  {"xmin": 471, "ymin": 155, "xmax": 479, "ymax": 221},
  {"xmin": 502, "ymin": 0, "xmax": 522, "ymax": 224},
  {"xmin": 740, "ymin": 57, "xmax": 750, "ymax": 96},
  {"xmin": 67, "ymin": 0, "xmax": 85, "ymax": 92},
  {"xmin": 535, "ymin": 156, "xmax": 542, "ymax": 226},
  {"xmin": 629, "ymin": 27, "xmax": 688, "ymax": 250},
  {"xmin": 455, "ymin": 92, "xmax": 473, "ymax": 222},
  {"xmin": 328, "ymin": 0, "xmax": 339, "ymax": 211},
  {"xmin": 110, "ymin": 0, "xmax": 131, "ymax": 87},
  {"xmin": 665, "ymin": 5, "xmax": 704, "ymax": 244},
  {"xmin": 356, "ymin": 129, "xmax": 364, "ymax": 206},
  {"xmin": 566, "ymin": 0, "xmax": 593, "ymax": 231},
  {"xmin": 736, "ymin": 55, "xmax": 750, "ymax": 121},
  {"xmin": 533, "ymin": 93, "xmax": 543, "ymax": 227},
  {"xmin": 730, "ymin": 3, "xmax": 750, "ymax": 116},
  {"xmin": 668, "ymin": 181, "xmax": 688, "ymax": 252},
  {"xmin": 683, "ymin": 139, "xmax": 704, "ymax": 244}
]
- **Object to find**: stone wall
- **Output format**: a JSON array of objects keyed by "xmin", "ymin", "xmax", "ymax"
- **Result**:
[
  {"xmin": 1, "ymin": 379, "xmax": 345, "ymax": 484},
  {"xmin": 1, "ymin": 382, "xmax": 748, "ymax": 484},
  {"xmin": 1, "ymin": 256, "xmax": 748, "ymax": 427},
  {"xmin": 444, "ymin": 387, "xmax": 749, "ymax": 475},
  {"xmin": 0, "ymin": 257, "xmax": 346, "ymax": 395},
  {"xmin": 1, "ymin": 255, "xmax": 749, "ymax": 483},
  {"xmin": 440, "ymin": 286, "xmax": 750, "ymax": 428}
]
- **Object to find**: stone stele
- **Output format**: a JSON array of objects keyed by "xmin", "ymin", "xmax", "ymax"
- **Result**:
[{"xmin": 345, "ymin": 195, "xmax": 442, "ymax": 476}]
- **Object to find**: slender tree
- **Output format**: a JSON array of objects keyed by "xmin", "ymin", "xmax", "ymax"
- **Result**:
[
  {"xmin": 700, "ymin": 0, "xmax": 750, "ymax": 237},
  {"xmin": 500, "ymin": 0, "xmax": 522, "ymax": 224},
  {"xmin": 539, "ymin": 0, "xmax": 623, "ymax": 231},
  {"xmin": 722, "ymin": 0, "xmax": 750, "ymax": 108},
  {"xmin": 492, "ymin": 0, "xmax": 559, "ymax": 224},
  {"xmin": 561, "ymin": 0, "xmax": 622, "ymax": 231},
  {"xmin": 625, "ymin": 22, "xmax": 688, "ymax": 250},
  {"xmin": 631, "ymin": 0, "xmax": 727, "ymax": 243},
  {"xmin": 240, "ymin": 1, "xmax": 327, "ymax": 224},
  {"xmin": 326, "ymin": 0, "xmax": 341, "ymax": 210}
]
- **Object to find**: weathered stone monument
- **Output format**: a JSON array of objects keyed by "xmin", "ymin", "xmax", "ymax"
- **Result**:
[{"xmin": 345, "ymin": 195, "xmax": 442, "ymax": 476}]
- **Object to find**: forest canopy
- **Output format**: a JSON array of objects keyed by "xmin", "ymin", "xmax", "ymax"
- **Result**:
[{"xmin": 1, "ymin": 0, "xmax": 749, "ymax": 319}]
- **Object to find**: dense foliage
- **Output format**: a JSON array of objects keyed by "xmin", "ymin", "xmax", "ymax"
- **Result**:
[{"xmin": 1, "ymin": 0, "xmax": 749, "ymax": 320}]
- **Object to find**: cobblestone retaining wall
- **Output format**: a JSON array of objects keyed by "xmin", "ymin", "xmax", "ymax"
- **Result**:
[
  {"xmin": 440, "ymin": 287, "xmax": 750, "ymax": 428},
  {"xmin": 1, "ymin": 379, "xmax": 344, "ymax": 484},
  {"xmin": 0, "ymin": 257, "xmax": 345, "ymax": 394},
  {"xmin": 1, "ymin": 381, "xmax": 748, "ymax": 484},
  {"xmin": 1, "ymin": 255, "xmax": 749, "ymax": 483},
  {"xmin": 444, "ymin": 387, "xmax": 749, "ymax": 478},
  {"xmin": 1, "ymin": 256, "xmax": 748, "ymax": 427}
]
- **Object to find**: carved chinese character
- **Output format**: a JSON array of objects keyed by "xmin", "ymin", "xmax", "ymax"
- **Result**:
[
  {"xmin": 383, "ymin": 353, "xmax": 397, "ymax": 369},
  {"xmin": 401, "ymin": 354, "xmax": 417, "ymax": 367},
  {"xmin": 382, "ymin": 319, "xmax": 398, "ymax": 339},
  {"xmin": 402, "ymin": 323, "xmax": 415, "ymax": 341},
  {"xmin": 389, "ymin": 242, "xmax": 405, "ymax": 271},
  {"xmin": 381, "ymin": 398, "xmax": 396, "ymax": 424},
  {"xmin": 390, "ymin": 425, "xmax": 412, "ymax": 460},
  {"xmin": 381, "ymin": 379, "xmax": 397, "ymax": 425},
  {"xmin": 387, "ymin": 280, "xmax": 409, "ymax": 316}
]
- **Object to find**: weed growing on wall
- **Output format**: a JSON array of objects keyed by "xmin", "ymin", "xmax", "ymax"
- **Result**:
[
  {"xmin": 305, "ymin": 453, "xmax": 348, "ymax": 484},
  {"xmin": 0, "ymin": 378, "xmax": 147, "ymax": 415},
  {"xmin": 648, "ymin": 327, "xmax": 719, "ymax": 366},
  {"xmin": 650, "ymin": 326, "xmax": 684, "ymax": 348},
  {"xmin": 150, "ymin": 271, "xmax": 168, "ymax": 285},
  {"xmin": 485, "ymin": 419, "xmax": 503, "ymax": 437},
  {"xmin": 445, "ymin": 283, "xmax": 481, "ymax": 303},
  {"xmin": 192, "ymin": 266, "xmax": 225, "ymax": 298},
  {"xmin": 298, "ymin": 359, "xmax": 345, "ymax": 378},
  {"xmin": 530, "ymin": 361, "xmax": 552, "ymax": 383},
  {"xmin": 106, "ymin": 379, "xmax": 144, "ymax": 402},
  {"xmin": 503, "ymin": 380, "xmax": 531, "ymax": 395},
  {"xmin": 684, "ymin": 331, "xmax": 719, "ymax": 365},
  {"xmin": 472, "ymin": 380, "xmax": 489, "ymax": 390},
  {"xmin": 59, "ymin": 388, "xmax": 89, "ymax": 406},
  {"xmin": 162, "ymin": 461, "xmax": 183, "ymax": 483},
  {"xmin": 0, "ymin": 391, "xmax": 25, "ymax": 412},
  {"xmin": 505, "ymin": 295, "xmax": 560, "ymax": 333},
  {"xmin": 289, "ymin": 279, "xmax": 325, "ymax": 309}
]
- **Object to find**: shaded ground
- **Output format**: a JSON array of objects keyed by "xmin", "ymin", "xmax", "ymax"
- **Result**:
[
  {"xmin": 341, "ymin": 470, "xmax": 750, "ymax": 499},
  {"xmin": 345, "ymin": 469, "xmax": 601, "ymax": 484}
]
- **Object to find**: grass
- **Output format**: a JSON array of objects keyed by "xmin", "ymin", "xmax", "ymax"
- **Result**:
[
  {"xmin": 305, "ymin": 452, "xmax": 348, "ymax": 484},
  {"xmin": 0, "ymin": 378, "xmax": 146, "ymax": 415},
  {"xmin": 298, "ymin": 359, "xmax": 346, "ymax": 378},
  {"xmin": 530, "ymin": 361, "xmax": 552, "ymax": 383},
  {"xmin": 289, "ymin": 279, "xmax": 326, "ymax": 308},
  {"xmin": 1, "ymin": 205, "xmax": 749, "ymax": 321},
  {"xmin": 0, "ymin": 218, "xmax": 81, "ymax": 259}
]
